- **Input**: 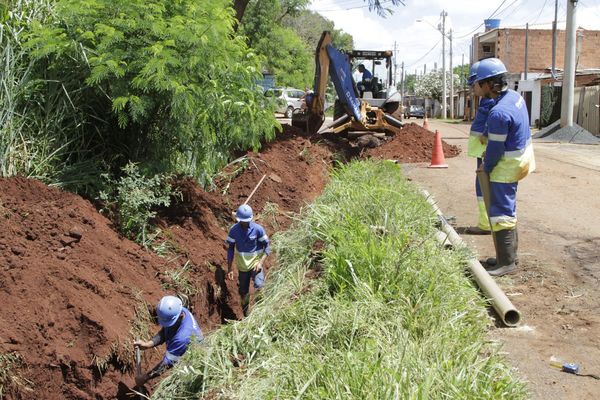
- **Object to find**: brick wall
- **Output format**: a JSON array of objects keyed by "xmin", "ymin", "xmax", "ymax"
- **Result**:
[{"xmin": 477, "ymin": 28, "xmax": 600, "ymax": 73}]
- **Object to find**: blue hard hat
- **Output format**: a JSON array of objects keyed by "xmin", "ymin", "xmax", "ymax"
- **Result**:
[
  {"xmin": 235, "ymin": 204, "xmax": 253, "ymax": 222},
  {"xmin": 467, "ymin": 61, "xmax": 480, "ymax": 86},
  {"xmin": 156, "ymin": 296, "xmax": 183, "ymax": 327},
  {"xmin": 475, "ymin": 58, "xmax": 507, "ymax": 82}
]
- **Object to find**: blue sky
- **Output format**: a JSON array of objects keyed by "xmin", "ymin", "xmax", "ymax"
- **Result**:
[{"xmin": 309, "ymin": 0, "xmax": 600, "ymax": 76}]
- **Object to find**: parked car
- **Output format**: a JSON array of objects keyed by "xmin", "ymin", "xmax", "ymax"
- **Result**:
[
  {"xmin": 265, "ymin": 87, "xmax": 305, "ymax": 118},
  {"xmin": 405, "ymin": 105, "xmax": 425, "ymax": 119}
]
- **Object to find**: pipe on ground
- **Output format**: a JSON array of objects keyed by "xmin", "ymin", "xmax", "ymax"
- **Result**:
[
  {"xmin": 422, "ymin": 190, "xmax": 521, "ymax": 327},
  {"xmin": 317, "ymin": 113, "xmax": 350, "ymax": 134},
  {"xmin": 383, "ymin": 113, "xmax": 404, "ymax": 128}
]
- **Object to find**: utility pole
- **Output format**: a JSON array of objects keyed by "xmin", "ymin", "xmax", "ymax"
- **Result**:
[
  {"xmin": 424, "ymin": 64, "xmax": 427, "ymax": 75},
  {"xmin": 552, "ymin": 0, "xmax": 558, "ymax": 77},
  {"xmin": 449, "ymin": 28, "xmax": 454, "ymax": 119},
  {"xmin": 400, "ymin": 61, "xmax": 405, "ymax": 98},
  {"xmin": 393, "ymin": 41, "xmax": 398, "ymax": 86},
  {"xmin": 560, "ymin": 0, "xmax": 578, "ymax": 128},
  {"xmin": 462, "ymin": 53, "xmax": 465, "ymax": 88},
  {"xmin": 440, "ymin": 10, "xmax": 448, "ymax": 119},
  {"xmin": 524, "ymin": 23, "xmax": 529, "ymax": 81}
]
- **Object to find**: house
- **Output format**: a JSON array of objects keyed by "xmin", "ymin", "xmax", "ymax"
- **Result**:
[{"xmin": 469, "ymin": 21, "xmax": 600, "ymax": 132}]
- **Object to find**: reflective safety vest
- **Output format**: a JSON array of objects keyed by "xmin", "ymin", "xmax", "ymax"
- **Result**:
[
  {"xmin": 467, "ymin": 97, "xmax": 495, "ymax": 158},
  {"xmin": 484, "ymin": 89, "xmax": 536, "ymax": 183}
]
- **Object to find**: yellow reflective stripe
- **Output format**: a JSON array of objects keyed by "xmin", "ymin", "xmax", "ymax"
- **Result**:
[
  {"xmin": 488, "ymin": 133, "xmax": 507, "ymax": 142},
  {"xmin": 504, "ymin": 139, "xmax": 533, "ymax": 158},
  {"xmin": 467, "ymin": 136, "xmax": 487, "ymax": 157},
  {"xmin": 235, "ymin": 250, "xmax": 263, "ymax": 272},
  {"xmin": 490, "ymin": 142, "xmax": 535, "ymax": 183},
  {"xmin": 477, "ymin": 199, "xmax": 491, "ymax": 231}
]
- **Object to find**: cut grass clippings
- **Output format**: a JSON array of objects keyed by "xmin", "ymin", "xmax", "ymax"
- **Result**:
[{"xmin": 152, "ymin": 160, "xmax": 528, "ymax": 399}]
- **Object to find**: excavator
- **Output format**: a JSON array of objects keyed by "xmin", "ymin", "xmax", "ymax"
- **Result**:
[{"xmin": 292, "ymin": 31, "xmax": 404, "ymax": 136}]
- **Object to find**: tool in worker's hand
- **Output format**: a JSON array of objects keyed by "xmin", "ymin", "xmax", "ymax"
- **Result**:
[
  {"xmin": 135, "ymin": 346, "xmax": 142, "ymax": 376},
  {"xmin": 244, "ymin": 174, "xmax": 267, "ymax": 205},
  {"xmin": 134, "ymin": 343, "xmax": 147, "ymax": 398},
  {"xmin": 477, "ymin": 170, "xmax": 498, "ymax": 265},
  {"xmin": 231, "ymin": 174, "xmax": 267, "ymax": 221}
]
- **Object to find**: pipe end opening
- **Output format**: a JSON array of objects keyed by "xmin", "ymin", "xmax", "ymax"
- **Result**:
[{"xmin": 504, "ymin": 309, "xmax": 521, "ymax": 327}]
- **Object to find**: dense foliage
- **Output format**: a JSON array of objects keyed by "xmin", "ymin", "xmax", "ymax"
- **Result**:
[
  {"xmin": 241, "ymin": 0, "xmax": 354, "ymax": 89},
  {"xmin": 153, "ymin": 160, "xmax": 527, "ymax": 399},
  {"xmin": 1, "ymin": 0, "xmax": 278, "ymax": 192}
]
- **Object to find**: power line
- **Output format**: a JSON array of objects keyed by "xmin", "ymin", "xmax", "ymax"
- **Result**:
[
  {"xmin": 454, "ymin": 0, "xmax": 524, "ymax": 39},
  {"xmin": 406, "ymin": 38, "xmax": 441, "ymax": 68},
  {"xmin": 528, "ymin": 0, "xmax": 549, "ymax": 25},
  {"xmin": 312, "ymin": 0, "xmax": 401, "ymax": 13}
]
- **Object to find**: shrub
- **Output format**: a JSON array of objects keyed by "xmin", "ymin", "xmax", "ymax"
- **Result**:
[{"xmin": 100, "ymin": 162, "xmax": 173, "ymax": 245}]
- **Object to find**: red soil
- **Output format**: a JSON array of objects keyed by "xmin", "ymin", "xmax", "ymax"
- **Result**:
[
  {"xmin": 0, "ymin": 122, "xmax": 457, "ymax": 399},
  {"xmin": 364, "ymin": 123, "xmax": 461, "ymax": 162}
]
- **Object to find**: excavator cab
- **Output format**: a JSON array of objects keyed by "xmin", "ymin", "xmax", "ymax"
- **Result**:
[{"xmin": 292, "ymin": 31, "xmax": 403, "ymax": 136}]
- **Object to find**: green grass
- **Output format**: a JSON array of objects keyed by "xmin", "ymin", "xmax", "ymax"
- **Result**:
[
  {"xmin": 151, "ymin": 160, "xmax": 527, "ymax": 399},
  {"xmin": 0, "ymin": 352, "xmax": 33, "ymax": 397}
]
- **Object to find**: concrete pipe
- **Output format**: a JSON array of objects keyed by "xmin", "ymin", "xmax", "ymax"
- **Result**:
[{"xmin": 422, "ymin": 190, "xmax": 521, "ymax": 327}]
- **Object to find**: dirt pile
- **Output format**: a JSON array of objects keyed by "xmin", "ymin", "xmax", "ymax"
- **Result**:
[
  {"xmin": 0, "ymin": 177, "xmax": 168, "ymax": 399},
  {"xmin": 365, "ymin": 123, "xmax": 461, "ymax": 162},
  {"xmin": 0, "ymin": 124, "xmax": 335, "ymax": 399}
]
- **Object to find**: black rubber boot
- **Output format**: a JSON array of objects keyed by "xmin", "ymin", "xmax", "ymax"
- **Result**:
[
  {"xmin": 485, "ymin": 227, "xmax": 519, "ymax": 267},
  {"xmin": 487, "ymin": 229, "xmax": 517, "ymax": 276}
]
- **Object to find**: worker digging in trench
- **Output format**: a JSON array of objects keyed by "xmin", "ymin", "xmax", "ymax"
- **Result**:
[
  {"xmin": 225, "ymin": 204, "xmax": 271, "ymax": 317},
  {"xmin": 133, "ymin": 296, "xmax": 204, "ymax": 388}
]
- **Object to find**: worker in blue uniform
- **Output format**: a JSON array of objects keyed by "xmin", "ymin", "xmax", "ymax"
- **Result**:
[
  {"xmin": 474, "ymin": 58, "xmax": 536, "ymax": 277},
  {"xmin": 357, "ymin": 64, "xmax": 373, "ymax": 96},
  {"xmin": 226, "ymin": 204, "xmax": 270, "ymax": 316},
  {"xmin": 133, "ymin": 296, "xmax": 203, "ymax": 386},
  {"xmin": 465, "ymin": 61, "xmax": 494, "ymax": 235}
]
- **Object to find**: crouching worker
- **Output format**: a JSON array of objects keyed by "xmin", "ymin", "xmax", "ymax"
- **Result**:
[
  {"xmin": 133, "ymin": 295, "xmax": 203, "ymax": 387},
  {"xmin": 226, "ymin": 204, "xmax": 270, "ymax": 317}
]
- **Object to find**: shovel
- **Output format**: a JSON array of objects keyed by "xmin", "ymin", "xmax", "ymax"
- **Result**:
[
  {"xmin": 476, "ymin": 169, "xmax": 498, "ymax": 265},
  {"xmin": 133, "ymin": 345, "xmax": 148, "ymax": 399}
]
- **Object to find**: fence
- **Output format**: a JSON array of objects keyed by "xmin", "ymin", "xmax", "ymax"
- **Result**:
[{"xmin": 540, "ymin": 84, "xmax": 600, "ymax": 136}]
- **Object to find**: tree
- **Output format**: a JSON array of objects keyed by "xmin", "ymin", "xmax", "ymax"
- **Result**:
[
  {"xmin": 400, "ymin": 74, "xmax": 417, "ymax": 94},
  {"xmin": 414, "ymin": 70, "xmax": 460, "ymax": 101},
  {"xmin": 283, "ymin": 10, "xmax": 354, "ymax": 51},
  {"xmin": 235, "ymin": 0, "xmax": 404, "ymax": 24},
  {"xmin": 454, "ymin": 64, "xmax": 469, "ymax": 88},
  {"xmin": 24, "ymin": 0, "xmax": 278, "ymax": 188}
]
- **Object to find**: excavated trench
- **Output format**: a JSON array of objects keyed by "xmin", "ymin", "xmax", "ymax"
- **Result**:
[{"xmin": 0, "ymin": 122, "xmax": 459, "ymax": 399}]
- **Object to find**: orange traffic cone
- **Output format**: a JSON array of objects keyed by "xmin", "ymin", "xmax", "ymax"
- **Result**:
[
  {"xmin": 423, "ymin": 112, "xmax": 430, "ymax": 131},
  {"xmin": 428, "ymin": 130, "xmax": 448, "ymax": 168}
]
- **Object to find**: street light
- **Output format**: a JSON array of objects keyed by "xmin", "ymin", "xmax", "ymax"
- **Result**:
[{"xmin": 416, "ymin": 11, "xmax": 450, "ymax": 119}]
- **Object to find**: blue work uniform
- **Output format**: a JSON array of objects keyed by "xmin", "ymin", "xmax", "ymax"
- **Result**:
[
  {"xmin": 469, "ymin": 97, "xmax": 495, "ymax": 231},
  {"xmin": 226, "ymin": 221, "xmax": 270, "ymax": 297},
  {"xmin": 484, "ymin": 89, "xmax": 536, "ymax": 231},
  {"xmin": 362, "ymin": 68, "xmax": 373, "ymax": 81},
  {"xmin": 161, "ymin": 307, "xmax": 203, "ymax": 366}
]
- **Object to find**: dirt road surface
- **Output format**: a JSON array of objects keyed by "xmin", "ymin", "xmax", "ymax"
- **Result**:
[{"xmin": 404, "ymin": 119, "xmax": 600, "ymax": 399}]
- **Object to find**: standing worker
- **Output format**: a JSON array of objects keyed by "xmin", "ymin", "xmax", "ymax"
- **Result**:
[
  {"xmin": 226, "ymin": 204, "xmax": 270, "ymax": 316},
  {"xmin": 133, "ymin": 296, "xmax": 203, "ymax": 387},
  {"xmin": 474, "ymin": 58, "xmax": 535, "ymax": 277},
  {"xmin": 465, "ymin": 61, "xmax": 494, "ymax": 235},
  {"xmin": 357, "ymin": 64, "xmax": 373, "ymax": 96}
]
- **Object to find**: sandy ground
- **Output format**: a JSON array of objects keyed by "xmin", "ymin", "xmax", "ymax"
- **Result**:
[{"xmin": 403, "ymin": 119, "xmax": 600, "ymax": 399}]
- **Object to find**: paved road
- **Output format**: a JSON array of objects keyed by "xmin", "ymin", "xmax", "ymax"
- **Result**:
[{"xmin": 404, "ymin": 119, "xmax": 600, "ymax": 400}]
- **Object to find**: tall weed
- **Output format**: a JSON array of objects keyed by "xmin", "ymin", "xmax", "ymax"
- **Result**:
[{"xmin": 153, "ymin": 161, "xmax": 527, "ymax": 399}]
